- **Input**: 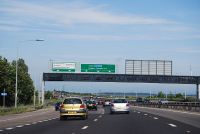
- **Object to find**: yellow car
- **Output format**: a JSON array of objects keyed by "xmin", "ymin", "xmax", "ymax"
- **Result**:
[{"xmin": 60, "ymin": 97, "xmax": 88, "ymax": 120}]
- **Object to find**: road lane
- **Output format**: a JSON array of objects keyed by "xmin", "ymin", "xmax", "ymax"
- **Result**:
[
  {"xmin": 133, "ymin": 106, "xmax": 200, "ymax": 128},
  {"xmin": 0, "ymin": 105, "xmax": 199, "ymax": 134},
  {"xmin": 78, "ymin": 106, "xmax": 200, "ymax": 134},
  {"xmin": 0, "ymin": 106, "xmax": 104, "ymax": 134}
]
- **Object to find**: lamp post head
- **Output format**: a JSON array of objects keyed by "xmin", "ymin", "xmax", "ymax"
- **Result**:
[{"xmin": 35, "ymin": 39, "xmax": 44, "ymax": 41}]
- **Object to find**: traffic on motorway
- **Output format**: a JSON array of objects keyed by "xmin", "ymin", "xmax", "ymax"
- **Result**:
[
  {"xmin": 55, "ymin": 96, "xmax": 131, "ymax": 120},
  {"xmin": 0, "ymin": 95, "xmax": 199, "ymax": 134}
]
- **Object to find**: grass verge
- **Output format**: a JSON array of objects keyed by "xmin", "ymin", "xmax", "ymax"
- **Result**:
[{"xmin": 0, "ymin": 105, "xmax": 44, "ymax": 116}]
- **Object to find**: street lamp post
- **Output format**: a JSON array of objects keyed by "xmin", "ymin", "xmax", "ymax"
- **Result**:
[{"xmin": 15, "ymin": 39, "xmax": 44, "ymax": 108}]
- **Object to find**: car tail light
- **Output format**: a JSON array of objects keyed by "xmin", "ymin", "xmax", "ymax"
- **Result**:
[
  {"xmin": 126, "ymin": 103, "xmax": 130, "ymax": 106},
  {"xmin": 80, "ymin": 104, "xmax": 85, "ymax": 109},
  {"xmin": 60, "ymin": 104, "xmax": 64, "ymax": 108}
]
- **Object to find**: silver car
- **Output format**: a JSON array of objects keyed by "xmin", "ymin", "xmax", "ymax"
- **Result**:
[{"xmin": 110, "ymin": 99, "xmax": 130, "ymax": 114}]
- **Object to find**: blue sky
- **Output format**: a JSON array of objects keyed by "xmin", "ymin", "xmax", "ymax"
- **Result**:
[{"xmin": 0, "ymin": 0, "xmax": 200, "ymax": 94}]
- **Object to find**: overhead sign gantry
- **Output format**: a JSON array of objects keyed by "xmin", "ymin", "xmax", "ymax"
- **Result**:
[{"xmin": 43, "ymin": 73, "xmax": 200, "ymax": 100}]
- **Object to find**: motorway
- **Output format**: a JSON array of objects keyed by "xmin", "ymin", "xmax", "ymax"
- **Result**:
[{"xmin": 0, "ymin": 106, "xmax": 199, "ymax": 134}]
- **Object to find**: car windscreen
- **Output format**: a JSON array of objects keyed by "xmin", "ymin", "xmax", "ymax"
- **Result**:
[
  {"xmin": 63, "ymin": 98, "xmax": 82, "ymax": 104},
  {"xmin": 113, "ymin": 99, "xmax": 127, "ymax": 103}
]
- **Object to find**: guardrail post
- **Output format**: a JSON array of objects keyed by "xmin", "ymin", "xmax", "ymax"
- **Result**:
[{"xmin": 197, "ymin": 84, "xmax": 200, "ymax": 100}]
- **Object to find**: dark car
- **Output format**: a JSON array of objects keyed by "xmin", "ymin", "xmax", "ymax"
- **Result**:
[
  {"xmin": 86, "ymin": 100, "xmax": 97, "ymax": 110},
  {"xmin": 55, "ymin": 102, "xmax": 62, "ymax": 111}
]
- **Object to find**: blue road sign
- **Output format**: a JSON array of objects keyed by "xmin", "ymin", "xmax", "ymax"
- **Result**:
[{"xmin": 1, "ymin": 93, "xmax": 7, "ymax": 96}]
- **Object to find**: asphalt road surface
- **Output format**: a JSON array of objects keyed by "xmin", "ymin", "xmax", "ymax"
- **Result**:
[{"xmin": 0, "ymin": 106, "xmax": 199, "ymax": 134}]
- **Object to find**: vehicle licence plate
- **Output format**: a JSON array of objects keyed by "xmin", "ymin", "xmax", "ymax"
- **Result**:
[{"xmin": 68, "ymin": 111, "xmax": 76, "ymax": 114}]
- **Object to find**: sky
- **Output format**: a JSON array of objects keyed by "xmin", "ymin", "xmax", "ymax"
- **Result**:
[{"xmin": 0, "ymin": 0, "xmax": 200, "ymax": 95}]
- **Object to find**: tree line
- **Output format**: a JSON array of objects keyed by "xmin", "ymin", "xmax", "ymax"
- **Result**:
[{"xmin": 0, "ymin": 56, "xmax": 34, "ymax": 106}]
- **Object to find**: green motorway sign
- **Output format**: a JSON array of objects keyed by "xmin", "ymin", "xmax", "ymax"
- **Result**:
[{"xmin": 81, "ymin": 64, "xmax": 115, "ymax": 73}]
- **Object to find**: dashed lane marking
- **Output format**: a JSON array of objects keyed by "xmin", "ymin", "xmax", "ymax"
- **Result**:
[
  {"xmin": 94, "ymin": 119, "xmax": 98, "ymax": 122},
  {"xmin": 32, "ymin": 122, "xmax": 37, "ymax": 124},
  {"xmin": 137, "ymin": 112, "xmax": 140, "ymax": 114},
  {"xmin": 153, "ymin": 117, "xmax": 158, "ymax": 120},
  {"xmin": 98, "ymin": 115, "xmax": 102, "ymax": 118},
  {"xmin": 186, "ymin": 130, "xmax": 191, "ymax": 133},
  {"xmin": 168, "ymin": 124, "xmax": 177, "ymax": 127},
  {"xmin": 0, "ymin": 130, "xmax": 3, "ymax": 132},
  {"xmin": 16, "ymin": 125, "xmax": 24, "ymax": 128},
  {"xmin": 81, "ymin": 126, "xmax": 89, "ymax": 130},
  {"xmin": 5, "ymin": 127, "xmax": 14, "ymax": 130},
  {"xmin": 25, "ymin": 124, "xmax": 31, "ymax": 126},
  {"xmin": 144, "ymin": 114, "xmax": 148, "ymax": 116}
]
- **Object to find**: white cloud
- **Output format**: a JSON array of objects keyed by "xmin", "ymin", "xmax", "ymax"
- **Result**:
[
  {"xmin": 52, "ymin": 33, "xmax": 200, "ymax": 41},
  {"xmin": 0, "ymin": 0, "xmax": 173, "ymax": 27}
]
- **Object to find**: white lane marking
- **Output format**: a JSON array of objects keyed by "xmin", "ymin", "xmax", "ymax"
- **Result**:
[
  {"xmin": 0, "ymin": 130, "xmax": 3, "ymax": 132},
  {"xmin": 144, "ymin": 114, "xmax": 148, "ymax": 116},
  {"xmin": 81, "ymin": 126, "xmax": 89, "ymax": 130},
  {"xmin": 132, "ymin": 106, "xmax": 200, "ymax": 116},
  {"xmin": 43, "ymin": 119, "xmax": 48, "ymax": 122},
  {"xmin": 186, "ymin": 130, "xmax": 191, "ymax": 133},
  {"xmin": 38, "ymin": 120, "xmax": 43, "ymax": 123},
  {"xmin": 98, "ymin": 115, "xmax": 102, "ymax": 118},
  {"xmin": 153, "ymin": 117, "xmax": 158, "ymax": 120},
  {"xmin": 16, "ymin": 125, "xmax": 24, "ymax": 128},
  {"xmin": 168, "ymin": 124, "xmax": 177, "ymax": 127},
  {"xmin": 137, "ymin": 112, "xmax": 140, "ymax": 114},
  {"xmin": 25, "ymin": 123, "xmax": 31, "ymax": 126},
  {"xmin": 5, "ymin": 127, "xmax": 14, "ymax": 130},
  {"xmin": 94, "ymin": 119, "xmax": 98, "ymax": 122},
  {"xmin": 32, "ymin": 122, "xmax": 37, "ymax": 124}
]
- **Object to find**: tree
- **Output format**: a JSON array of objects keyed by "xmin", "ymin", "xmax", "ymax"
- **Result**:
[
  {"xmin": 168, "ymin": 91, "xmax": 174, "ymax": 100},
  {"xmin": 45, "ymin": 91, "xmax": 53, "ymax": 99},
  {"xmin": 175, "ymin": 93, "xmax": 184, "ymax": 99},
  {"xmin": 157, "ymin": 91, "xmax": 165, "ymax": 98},
  {"xmin": 0, "ymin": 57, "xmax": 34, "ymax": 106}
]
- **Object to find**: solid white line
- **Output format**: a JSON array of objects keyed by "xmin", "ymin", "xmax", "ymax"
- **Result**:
[
  {"xmin": 5, "ymin": 127, "xmax": 14, "ymax": 130},
  {"xmin": 168, "ymin": 124, "xmax": 177, "ymax": 127},
  {"xmin": 153, "ymin": 117, "xmax": 158, "ymax": 120},
  {"xmin": 81, "ymin": 126, "xmax": 89, "ymax": 130},
  {"xmin": 94, "ymin": 119, "xmax": 98, "ymax": 122},
  {"xmin": 132, "ymin": 106, "xmax": 200, "ymax": 116},
  {"xmin": 16, "ymin": 125, "xmax": 24, "ymax": 128}
]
